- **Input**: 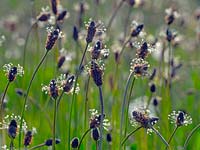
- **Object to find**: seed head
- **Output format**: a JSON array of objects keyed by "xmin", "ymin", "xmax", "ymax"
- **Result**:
[
  {"xmin": 45, "ymin": 27, "xmax": 60, "ymax": 51},
  {"xmin": 131, "ymin": 24, "xmax": 144, "ymax": 37},
  {"xmin": 45, "ymin": 138, "xmax": 61, "ymax": 146},
  {"xmin": 71, "ymin": 137, "xmax": 79, "ymax": 148},
  {"xmin": 168, "ymin": 111, "xmax": 192, "ymax": 127},
  {"xmin": 90, "ymin": 61, "xmax": 103, "ymax": 86},
  {"xmin": 57, "ymin": 10, "xmax": 67, "ymax": 22},
  {"xmin": 86, "ymin": 21, "xmax": 96, "ymax": 43},
  {"xmin": 130, "ymin": 58, "xmax": 150, "ymax": 77},
  {"xmin": 37, "ymin": 12, "xmax": 51, "ymax": 22},
  {"xmin": 92, "ymin": 128, "xmax": 100, "ymax": 141},
  {"xmin": 24, "ymin": 131, "xmax": 32, "ymax": 147},
  {"xmin": 8, "ymin": 119, "xmax": 17, "ymax": 139}
]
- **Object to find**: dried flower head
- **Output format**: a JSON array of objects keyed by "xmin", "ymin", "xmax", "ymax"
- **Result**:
[
  {"xmin": 130, "ymin": 58, "xmax": 150, "ymax": 77},
  {"xmin": 45, "ymin": 138, "xmax": 61, "ymax": 146},
  {"xmin": 130, "ymin": 21, "xmax": 144, "ymax": 37},
  {"xmin": 89, "ymin": 40, "xmax": 110, "ymax": 60},
  {"xmin": 165, "ymin": 7, "xmax": 180, "ymax": 25},
  {"xmin": 8, "ymin": 119, "xmax": 17, "ymax": 139},
  {"xmin": 37, "ymin": 12, "xmax": 51, "ymax": 22},
  {"xmin": 24, "ymin": 130, "xmax": 32, "ymax": 147},
  {"xmin": 90, "ymin": 61, "xmax": 103, "ymax": 86},
  {"xmin": 168, "ymin": 111, "xmax": 192, "ymax": 127},
  {"xmin": 89, "ymin": 109, "xmax": 111, "ymax": 131},
  {"xmin": 3, "ymin": 63, "xmax": 24, "ymax": 82},
  {"xmin": 85, "ymin": 19, "xmax": 106, "ymax": 43},
  {"xmin": 71, "ymin": 137, "xmax": 79, "ymax": 148},
  {"xmin": 45, "ymin": 26, "xmax": 62, "ymax": 51},
  {"xmin": 42, "ymin": 79, "xmax": 60, "ymax": 99}
]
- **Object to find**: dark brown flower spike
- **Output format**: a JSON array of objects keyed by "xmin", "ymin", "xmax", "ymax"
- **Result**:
[
  {"xmin": 92, "ymin": 128, "xmax": 100, "ymax": 141},
  {"xmin": 57, "ymin": 10, "xmax": 67, "ymax": 22},
  {"xmin": 91, "ymin": 40, "xmax": 102, "ymax": 59},
  {"xmin": 8, "ymin": 119, "xmax": 17, "ymax": 139},
  {"xmin": 86, "ymin": 21, "xmax": 96, "ymax": 43},
  {"xmin": 8, "ymin": 66, "xmax": 17, "ymax": 82},
  {"xmin": 131, "ymin": 24, "xmax": 144, "ymax": 37},
  {"xmin": 57, "ymin": 56, "xmax": 65, "ymax": 69},
  {"xmin": 71, "ymin": 137, "xmax": 79, "ymax": 148},
  {"xmin": 73, "ymin": 25, "xmax": 79, "ymax": 41},
  {"xmin": 49, "ymin": 79, "xmax": 59, "ymax": 99},
  {"xmin": 50, "ymin": 0, "xmax": 59, "ymax": 15},
  {"xmin": 136, "ymin": 42, "xmax": 149, "ymax": 59},
  {"xmin": 45, "ymin": 138, "xmax": 61, "ymax": 146},
  {"xmin": 24, "ymin": 131, "xmax": 32, "ymax": 147},
  {"xmin": 63, "ymin": 75, "xmax": 75, "ymax": 93},
  {"xmin": 45, "ymin": 27, "xmax": 60, "ymax": 51},
  {"xmin": 90, "ymin": 61, "xmax": 103, "ymax": 87},
  {"xmin": 37, "ymin": 12, "xmax": 51, "ymax": 22}
]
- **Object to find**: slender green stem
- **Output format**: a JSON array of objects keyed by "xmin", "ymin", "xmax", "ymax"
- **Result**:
[
  {"xmin": 168, "ymin": 41, "xmax": 172, "ymax": 88},
  {"xmin": 28, "ymin": 143, "xmax": 45, "ymax": 150},
  {"xmin": 22, "ymin": 22, "xmax": 36, "ymax": 68},
  {"xmin": 19, "ymin": 50, "xmax": 49, "ymax": 148},
  {"xmin": 9, "ymin": 139, "xmax": 14, "ymax": 150},
  {"xmin": 98, "ymin": 86, "xmax": 104, "ymax": 150},
  {"xmin": 107, "ymin": 0, "xmax": 125, "ymax": 30},
  {"xmin": 121, "ymin": 126, "xmax": 142, "ymax": 146},
  {"xmin": 124, "ymin": 77, "xmax": 135, "ymax": 148},
  {"xmin": 119, "ymin": 36, "xmax": 132, "ymax": 56},
  {"xmin": 151, "ymin": 127, "xmax": 170, "ymax": 148},
  {"xmin": 53, "ymin": 98, "xmax": 57, "ymax": 150},
  {"xmin": 1, "ymin": 81, "xmax": 10, "ymax": 111},
  {"xmin": 123, "ymin": 5, "xmax": 132, "ymax": 40},
  {"xmin": 68, "ymin": 43, "xmax": 89, "ymax": 149},
  {"xmin": 77, "ymin": 128, "xmax": 91, "ymax": 150},
  {"xmin": 184, "ymin": 123, "xmax": 200, "ymax": 149},
  {"xmin": 165, "ymin": 126, "xmax": 179, "ymax": 150},
  {"xmin": 96, "ymin": 141, "xmax": 98, "ymax": 150},
  {"xmin": 119, "ymin": 72, "xmax": 134, "ymax": 150},
  {"xmin": 57, "ymin": 91, "xmax": 65, "ymax": 109}
]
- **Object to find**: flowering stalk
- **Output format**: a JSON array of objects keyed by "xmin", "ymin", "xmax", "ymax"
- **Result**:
[
  {"xmin": 165, "ymin": 126, "xmax": 179, "ymax": 150},
  {"xmin": 119, "ymin": 72, "xmax": 134, "ymax": 149},
  {"xmin": 77, "ymin": 128, "xmax": 91, "ymax": 150},
  {"xmin": 53, "ymin": 97, "xmax": 57, "ymax": 150},
  {"xmin": 151, "ymin": 127, "xmax": 170, "ymax": 148},
  {"xmin": 107, "ymin": 0, "xmax": 125, "ymax": 29},
  {"xmin": 98, "ymin": 86, "xmax": 104, "ymax": 150},
  {"xmin": 28, "ymin": 143, "xmax": 45, "ymax": 150},
  {"xmin": 0, "ymin": 81, "xmax": 10, "ymax": 111},
  {"xmin": 184, "ymin": 123, "xmax": 200, "ymax": 149},
  {"xmin": 19, "ymin": 50, "xmax": 49, "ymax": 148},
  {"xmin": 121, "ymin": 126, "xmax": 142, "ymax": 146}
]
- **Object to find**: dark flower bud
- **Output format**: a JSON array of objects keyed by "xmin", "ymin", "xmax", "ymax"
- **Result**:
[
  {"xmin": 166, "ymin": 28, "xmax": 173, "ymax": 42},
  {"xmin": 8, "ymin": 120, "xmax": 17, "ymax": 139},
  {"xmin": 73, "ymin": 26, "xmax": 79, "ymax": 41},
  {"xmin": 45, "ymin": 27, "xmax": 60, "ymax": 51},
  {"xmin": 153, "ymin": 97, "xmax": 158, "ymax": 106},
  {"xmin": 45, "ymin": 138, "xmax": 61, "ymax": 146},
  {"xmin": 49, "ymin": 80, "xmax": 59, "ymax": 99},
  {"xmin": 57, "ymin": 10, "xmax": 67, "ymax": 21},
  {"xmin": 57, "ymin": 56, "xmax": 65, "ymax": 69},
  {"xmin": 136, "ymin": 42, "xmax": 149, "ymax": 59},
  {"xmin": 165, "ymin": 15, "xmax": 174, "ymax": 25},
  {"xmin": 37, "ymin": 13, "xmax": 51, "ymax": 22},
  {"xmin": 63, "ymin": 75, "xmax": 74, "ymax": 93},
  {"xmin": 8, "ymin": 66, "xmax": 17, "ymax": 82},
  {"xmin": 92, "ymin": 128, "xmax": 100, "ymax": 141},
  {"xmin": 50, "ymin": 0, "xmax": 58, "ymax": 15},
  {"xmin": 15, "ymin": 88, "xmax": 24, "ymax": 97},
  {"xmin": 177, "ymin": 111, "xmax": 184, "ymax": 126},
  {"xmin": 150, "ymin": 83, "xmax": 156, "ymax": 93},
  {"xmin": 106, "ymin": 133, "xmax": 112, "ymax": 143},
  {"xmin": 86, "ymin": 21, "xmax": 96, "ymax": 43},
  {"xmin": 90, "ymin": 61, "xmax": 103, "ymax": 87},
  {"xmin": 71, "ymin": 137, "xmax": 79, "ymax": 148},
  {"xmin": 131, "ymin": 24, "xmax": 144, "ymax": 37},
  {"xmin": 91, "ymin": 40, "xmax": 102, "ymax": 59},
  {"xmin": 24, "ymin": 131, "xmax": 32, "ymax": 147}
]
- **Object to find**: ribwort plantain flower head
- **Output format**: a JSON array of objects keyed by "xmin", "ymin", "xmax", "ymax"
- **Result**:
[
  {"xmin": 88, "ymin": 40, "xmax": 110, "ymax": 60},
  {"xmin": 50, "ymin": 0, "xmax": 59, "ymax": 15},
  {"xmin": 130, "ymin": 58, "xmax": 150, "ymax": 77},
  {"xmin": 85, "ymin": 19, "xmax": 106, "ymax": 43},
  {"xmin": 165, "ymin": 7, "xmax": 180, "ymax": 25},
  {"xmin": 45, "ymin": 26, "xmax": 63, "ymax": 51},
  {"xmin": 136, "ymin": 42, "xmax": 149, "ymax": 59},
  {"xmin": 90, "ymin": 60, "xmax": 104, "ymax": 86},
  {"xmin": 3, "ymin": 63, "xmax": 24, "ymax": 82},
  {"xmin": 42, "ymin": 79, "xmax": 60, "ymax": 100},
  {"xmin": 168, "ymin": 111, "xmax": 192, "ymax": 127},
  {"xmin": 37, "ymin": 12, "xmax": 51, "ymax": 22},
  {"xmin": 130, "ymin": 21, "xmax": 144, "ymax": 37},
  {"xmin": 89, "ymin": 109, "xmax": 111, "ymax": 131},
  {"xmin": 45, "ymin": 138, "xmax": 61, "ymax": 146},
  {"xmin": 71, "ymin": 137, "xmax": 79, "ymax": 148},
  {"xmin": 24, "ymin": 130, "xmax": 32, "ymax": 147},
  {"xmin": 92, "ymin": 128, "xmax": 100, "ymax": 141},
  {"xmin": 8, "ymin": 119, "xmax": 17, "ymax": 139}
]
